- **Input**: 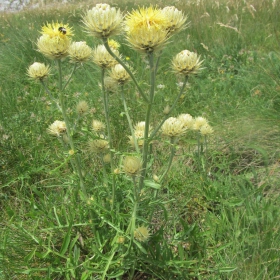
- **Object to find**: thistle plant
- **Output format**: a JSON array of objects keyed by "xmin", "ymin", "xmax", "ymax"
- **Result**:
[{"xmin": 25, "ymin": 3, "xmax": 213, "ymax": 279}]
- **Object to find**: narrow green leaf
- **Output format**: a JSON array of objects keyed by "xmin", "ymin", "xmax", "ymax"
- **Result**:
[
  {"xmin": 133, "ymin": 240, "xmax": 148, "ymax": 254},
  {"xmin": 107, "ymin": 269, "xmax": 125, "ymax": 278},
  {"xmin": 218, "ymin": 267, "xmax": 237, "ymax": 273},
  {"xmin": 24, "ymin": 247, "xmax": 37, "ymax": 262},
  {"xmin": 59, "ymin": 225, "xmax": 72, "ymax": 255},
  {"xmin": 81, "ymin": 270, "xmax": 91, "ymax": 280},
  {"xmin": 144, "ymin": 180, "xmax": 161, "ymax": 189}
]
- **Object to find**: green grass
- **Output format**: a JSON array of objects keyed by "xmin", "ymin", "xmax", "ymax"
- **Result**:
[{"xmin": 1, "ymin": 0, "xmax": 280, "ymax": 279}]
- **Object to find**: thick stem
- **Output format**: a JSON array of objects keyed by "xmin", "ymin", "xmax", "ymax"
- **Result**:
[
  {"xmin": 160, "ymin": 137, "xmax": 176, "ymax": 182},
  {"xmin": 138, "ymin": 52, "xmax": 155, "ymax": 190},
  {"xmin": 40, "ymin": 80, "xmax": 62, "ymax": 112},
  {"xmin": 63, "ymin": 63, "xmax": 78, "ymax": 91},
  {"xmin": 101, "ymin": 244, "xmax": 118, "ymax": 280},
  {"xmin": 102, "ymin": 38, "xmax": 149, "ymax": 103},
  {"xmin": 149, "ymin": 137, "xmax": 176, "ymax": 222},
  {"xmin": 120, "ymin": 86, "xmax": 140, "ymax": 153},
  {"xmin": 100, "ymin": 155, "xmax": 109, "ymax": 190},
  {"xmin": 101, "ymin": 68, "xmax": 116, "ymax": 210}
]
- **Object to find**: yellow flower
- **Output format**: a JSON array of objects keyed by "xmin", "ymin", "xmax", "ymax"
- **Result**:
[
  {"xmin": 93, "ymin": 44, "xmax": 119, "ymax": 68},
  {"xmin": 128, "ymin": 130, "xmax": 144, "ymax": 148},
  {"xmin": 200, "ymin": 124, "xmax": 214, "ymax": 135},
  {"xmin": 134, "ymin": 225, "xmax": 150, "ymax": 242},
  {"xmin": 76, "ymin": 100, "xmax": 89, "ymax": 115},
  {"xmin": 172, "ymin": 50, "xmax": 204, "ymax": 76},
  {"xmin": 37, "ymin": 22, "xmax": 73, "ymax": 60},
  {"xmin": 27, "ymin": 62, "xmax": 50, "ymax": 81},
  {"xmin": 47, "ymin": 120, "xmax": 66, "ymax": 137},
  {"xmin": 125, "ymin": 6, "xmax": 169, "ymax": 53},
  {"xmin": 88, "ymin": 139, "xmax": 109, "ymax": 154},
  {"xmin": 178, "ymin": 114, "xmax": 194, "ymax": 129},
  {"xmin": 68, "ymin": 41, "xmax": 92, "ymax": 63},
  {"xmin": 163, "ymin": 105, "xmax": 170, "ymax": 115},
  {"xmin": 102, "ymin": 76, "xmax": 118, "ymax": 93},
  {"xmin": 161, "ymin": 117, "xmax": 186, "ymax": 137},
  {"xmin": 103, "ymin": 153, "xmax": 111, "ymax": 163},
  {"xmin": 110, "ymin": 64, "xmax": 131, "ymax": 84},
  {"xmin": 126, "ymin": 6, "xmax": 167, "ymax": 33},
  {"xmin": 128, "ymin": 122, "xmax": 152, "ymax": 149},
  {"xmin": 117, "ymin": 236, "xmax": 125, "ymax": 244},
  {"xmin": 193, "ymin": 117, "xmax": 208, "ymax": 130},
  {"xmin": 108, "ymin": 39, "xmax": 120, "ymax": 50},
  {"xmin": 41, "ymin": 22, "xmax": 74, "ymax": 38},
  {"xmin": 162, "ymin": 6, "xmax": 188, "ymax": 36},
  {"xmin": 92, "ymin": 119, "xmax": 105, "ymax": 133},
  {"xmin": 37, "ymin": 34, "xmax": 71, "ymax": 60},
  {"xmin": 83, "ymin": 3, "xmax": 123, "ymax": 38},
  {"xmin": 123, "ymin": 156, "xmax": 142, "ymax": 176}
]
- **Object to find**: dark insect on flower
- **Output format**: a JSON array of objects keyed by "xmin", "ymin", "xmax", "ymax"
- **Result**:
[{"xmin": 58, "ymin": 26, "xmax": 67, "ymax": 34}]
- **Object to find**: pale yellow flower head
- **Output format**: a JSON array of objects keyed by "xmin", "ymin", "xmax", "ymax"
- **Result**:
[
  {"xmin": 178, "ymin": 113, "xmax": 194, "ymax": 129},
  {"xmin": 128, "ymin": 130, "xmax": 144, "ymax": 148},
  {"xmin": 103, "ymin": 153, "xmax": 111, "ymax": 163},
  {"xmin": 27, "ymin": 62, "xmax": 50, "ymax": 81},
  {"xmin": 88, "ymin": 139, "xmax": 109, "ymax": 153},
  {"xmin": 92, "ymin": 119, "xmax": 105, "ymax": 133},
  {"xmin": 76, "ymin": 100, "xmax": 89, "ymax": 115},
  {"xmin": 93, "ymin": 44, "xmax": 119, "ymax": 68},
  {"xmin": 125, "ymin": 6, "xmax": 169, "ymax": 53},
  {"xmin": 128, "ymin": 122, "xmax": 152, "ymax": 148},
  {"xmin": 47, "ymin": 120, "xmax": 66, "ymax": 137},
  {"xmin": 37, "ymin": 35, "xmax": 71, "ymax": 60},
  {"xmin": 200, "ymin": 124, "xmax": 214, "ymax": 135},
  {"xmin": 83, "ymin": 3, "xmax": 123, "ymax": 38},
  {"xmin": 123, "ymin": 156, "xmax": 142, "ymax": 176},
  {"xmin": 134, "ymin": 121, "xmax": 147, "ymax": 131},
  {"xmin": 161, "ymin": 117, "xmax": 186, "ymax": 137},
  {"xmin": 68, "ymin": 41, "xmax": 92, "ymax": 63},
  {"xmin": 162, "ymin": 6, "xmax": 188, "ymax": 36},
  {"xmin": 172, "ymin": 50, "xmax": 204, "ymax": 76},
  {"xmin": 134, "ymin": 225, "xmax": 150, "ymax": 242},
  {"xmin": 193, "ymin": 117, "xmax": 208, "ymax": 131},
  {"xmin": 163, "ymin": 105, "xmax": 170, "ymax": 115},
  {"xmin": 37, "ymin": 22, "xmax": 73, "ymax": 60},
  {"xmin": 103, "ymin": 76, "xmax": 118, "ymax": 92},
  {"xmin": 110, "ymin": 64, "xmax": 131, "ymax": 84}
]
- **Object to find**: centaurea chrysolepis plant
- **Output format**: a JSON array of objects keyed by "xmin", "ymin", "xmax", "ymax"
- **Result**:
[{"xmin": 26, "ymin": 3, "xmax": 213, "ymax": 279}]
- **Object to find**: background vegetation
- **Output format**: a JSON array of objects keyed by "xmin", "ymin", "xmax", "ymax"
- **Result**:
[{"xmin": 1, "ymin": 0, "xmax": 280, "ymax": 279}]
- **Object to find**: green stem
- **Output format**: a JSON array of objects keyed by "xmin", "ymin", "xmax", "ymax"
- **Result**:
[
  {"xmin": 100, "ymin": 155, "xmax": 109, "ymax": 190},
  {"xmin": 62, "ymin": 63, "xmax": 78, "ymax": 91},
  {"xmin": 57, "ymin": 59, "xmax": 63, "ymax": 91},
  {"xmin": 102, "ymin": 38, "xmax": 149, "ymax": 103},
  {"xmin": 101, "ymin": 68, "xmax": 116, "ymax": 210},
  {"xmin": 149, "ymin": 137, "xmax": 176, "ymax": 222},
  {"xmin": 151, "ymin": 75, "xmax": 189, "ymax": 139},
  {"xmin": 197, "ymin": 131, "xmax": 201, "ymax": 158},
  {"xmin": 204, "ymin": 135, "xmax": 208, "ymax": 176},
  {"xmin": 57, "ymin": 59, "xmax": 87, "ymax": 199},
  {"xmin": 160, "ymin": 137, "xmax": 176, "ymax": 182},
  {"xmin": 154, "ymin": 51, "xmax": 162, "ymax": 75},
  {"xmin": 120, "ymin": 86, "xmax": 140, "ymax": 153},
  {"xmin": 138, "ymin": 52, "xmax": 155, "ymax": 190},
  {"xmin": 101, "ymin": 245, "xmax": 118, "ymax": 280},
  {"xmin": 40, "ymin": 80, "xmax": 62, "ymax": 112}
]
